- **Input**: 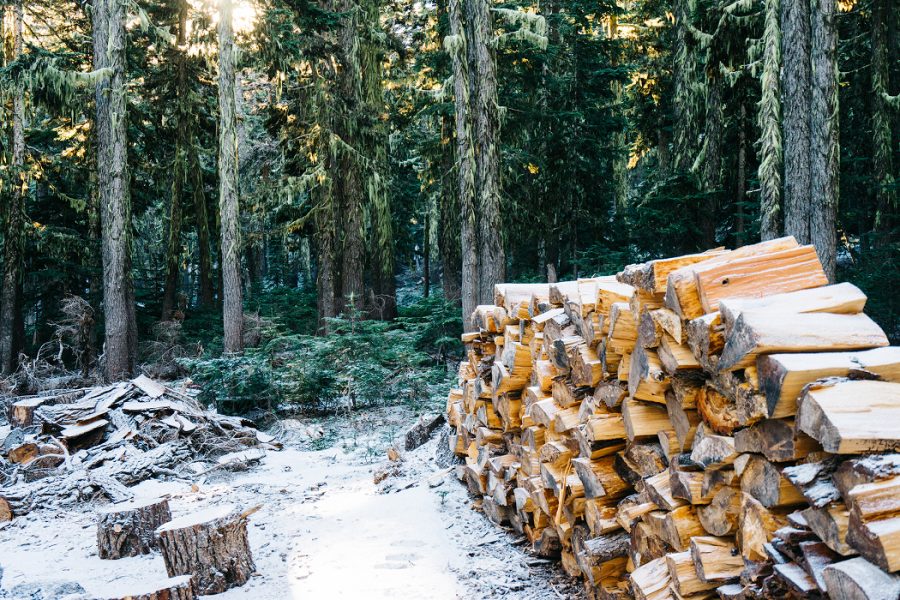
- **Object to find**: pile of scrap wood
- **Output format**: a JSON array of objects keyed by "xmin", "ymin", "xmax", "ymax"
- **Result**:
[
  {"xmin": 447, "ymin": 236, "xmax": 900, "ymax": 600},
  {"xmin": 0, "ymin": 375, "xmax": 273, "ymax": 521}
]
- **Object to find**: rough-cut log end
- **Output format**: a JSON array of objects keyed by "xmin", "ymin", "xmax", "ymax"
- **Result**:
[
  {"xmin": 97, "ymin": 498, "xmax": 172, "ymax": 560},
  {"xmin": 155, "ymin": 504, "xmax": 255, "ymax": 594},
  {"xmin": 102, "ymin": 575, "xmax": 197, "ymax": 600},
  {"xmin": 821, "ymin": 557, "xmax": 900, "ymax": 600}
]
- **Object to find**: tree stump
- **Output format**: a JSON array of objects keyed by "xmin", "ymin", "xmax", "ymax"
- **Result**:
[
  {"xmin": 155, "ymin": 504, "xmax": 255, "ymax": 594},
  {"xmin": 103, "ymin": 575, "xmax": 196, "ymax": 600},
  {"xmin": 97, "ymin": 498, "xmax": 172, "ymax": 559},
  {"xmin": 0, "ymin": 496, "xmax": 12, "ymax": 522}
]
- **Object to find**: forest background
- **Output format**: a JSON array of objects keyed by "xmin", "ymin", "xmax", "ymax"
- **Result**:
[{"xmin": 0, "ymin": 0, "xmax": 896, "ymax": 416}]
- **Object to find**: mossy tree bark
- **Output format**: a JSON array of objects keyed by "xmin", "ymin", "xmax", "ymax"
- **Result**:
[
  {"xmin": 217, "ymin": 0, "xmax": 243, "ymax": 353},
  {"xmin": 94, "ymin": 0, "xmax": 138, "ymax": 381}
]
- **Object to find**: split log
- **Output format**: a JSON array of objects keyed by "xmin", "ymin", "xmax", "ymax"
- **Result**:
[
  {"xmin": 834, "ymin": 454, "xmax": 900, "ymax": 500},
  {"xmin": 695, "ymin": 244, "xmax": 827, "ymax": 316},
  {"xmin": 645, "ymin": 505, "xmax": 705, "ymax": 551},
  {"xmin": 666, "ymin": 550, "xmax": 717, "ymax": 597},
  {"xmin": 773, "ymin": 562, "xmax": 820, "ymax": 595},
  {"xmin": 98, "ymin": 498, "xmax": 172, "ymax": 559},
  {"xmin": 737, "ymin": 493, "xmax": 789, "ymax": 563},
  {"xmin": 155, "ymin": 504, "xmax": 256, "ymax": 594},
  {"xmin": 803, "ymin": 503, "xmax": 856, "ymax": 556},
  {"xmin": 822, "ymin": 557, "xmax": 900, "ymax": 600},
  {"xmin": 739, "ymin": 455, "xmax": 806, "ymax": 508},
  {"xmin": 782, "ymin": 457, "xmax": 842, "ymax": 508},
  {"xmin": 629, "ymin": 556, "xmax": 672, "ymax": 600},
  {"xmin": 758, "ymin": 347, "xmax": 900, "ymax": 419},
  {"xmin": 846, "ymin": 476, "xmax": 900, "ymax": 572},
  {"xmin": 696, "ymin": 385, "xmax": 740, "ymax": 435},
  {"xmin": 697, "ymin": 486, "xmax": 741, "ymax": 536},
  {"xmin": 102, "ymin": 575, "xmax": 196, "ymax": 600},
  {"xmin": 572, "ymin": 456, "xmax": 629, "ymax": 501},
  {"xmin": 733, "ymin": 418, "xmax": 818, "ymax": 462},
  {"xmin": 622, "ymin": 398, "xmax": 671, "ymax": 442},
  {"xmin": 690, "ymin": 536, "xmax": 743, "ymax": 583},
  {"xmin": 797, "ymin": 379, "xmax": 900, "ymax": 454},
  {"xmin": 686, "ymin": 313, "xmax": 724, "ymax": 371},
  {"xmin": 665, "ymin": 237, "xmax": 799, "ymax": 320},
  {"xmin": 718, "ymin": 312, "xmax": 889, "ymax": 372},
  {"xmin": 718, "ymin": 282, "xmax": 868, "ymax": 335},
  {"xmin": 689, "ymin": 424, "xmax": 737, "ymax": 470}
]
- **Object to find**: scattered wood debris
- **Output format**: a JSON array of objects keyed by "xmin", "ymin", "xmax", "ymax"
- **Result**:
[{"xmin": 0, "ymin": 375, "xmax": 273, "ymax": 520}]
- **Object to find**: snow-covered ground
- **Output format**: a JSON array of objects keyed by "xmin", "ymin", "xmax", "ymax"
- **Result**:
[{"xmin": 0, "ymin": 407, "xmax": 583, "ymax": 599}]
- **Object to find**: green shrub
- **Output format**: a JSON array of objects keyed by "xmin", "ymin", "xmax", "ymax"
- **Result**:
[{"xmin": 181, "ymin": 293, "xmax": 462, "ymax": 415}]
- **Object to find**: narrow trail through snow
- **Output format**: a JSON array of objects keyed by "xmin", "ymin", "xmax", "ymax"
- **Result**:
[{"xmin": 0, "ymin": 409, "xmax": 582, "ymax": 599}]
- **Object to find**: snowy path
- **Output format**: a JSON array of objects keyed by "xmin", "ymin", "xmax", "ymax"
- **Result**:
[{"xmin": 0, "ymin": 410, "xmax": 582, "ymax": 599}]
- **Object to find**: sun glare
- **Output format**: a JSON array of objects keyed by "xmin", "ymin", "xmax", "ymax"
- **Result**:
[{"xmin": 207, "ymin": 0, "xmax": 258, "ymax": 33}]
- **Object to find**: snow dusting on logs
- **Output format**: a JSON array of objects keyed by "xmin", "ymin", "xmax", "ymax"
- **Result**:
[{"xmin": 447, "ymin": 236, "xmax": 900, "ymax": 599}]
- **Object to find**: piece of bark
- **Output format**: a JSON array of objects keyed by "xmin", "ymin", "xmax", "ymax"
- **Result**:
[
  {"xmin": 102, "ymin": 575, "xmax": 196, "ymax": 600},
  {"xmin": 98, "ymin": 498, "xmax": 172, "ymax": 560},
  {"xmin": 156, "ymin": 504, "xmax": 256, "ymax": 594},
  {"xmin": 758, "ymin": 346, "xmax": 900, "ymax": 419},
  {"xmin": 404, "ymin": 413, "xmax": 446, "ymax": 450},
  {"xmin": 797, "ymin": 379, "xmax": 900, "ymax": 454},
  {"xmin": 718, "ymin": 312, "xmax": 889, "ymax": 372},
  {"xmin": 821, "ymin": 557, "xmax": 900, "ymax": 600}
]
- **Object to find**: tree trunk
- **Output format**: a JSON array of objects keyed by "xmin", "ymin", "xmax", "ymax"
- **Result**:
[
  {"xmin": 94, "ymin": 0, "xmax": 137, "ymax": 381},
  {"xmin": 759, "ymin": 0, "xmax": 783, "ymax": 240},
  {"xmin": 673, "ymin": 0, "xmax": 701, "ymax": 173},
  {"xmin": 448, "ymin": 0, "xmax": 478, "ymax": 330},
  {"xmin": 161, "ymin": 1, "xmax": 189, "ymax": 321},
  {"xmin": 192, "ymin": 149, "xmax": 215, "ymax": 307},
  {"xmin": 736, "ymin": 100, "xmax": 747, "ymax": 247},
  {"xmin": 781, "ymin": 0, "xmax": 812, "ymax": 244},
  {"xmin": 872, "ymin": 0, "xmax": 894, "ymax": 234},
  {"xmin": 315, "ymin": 197, "xmax": 339, "ymax": 329},
  {"xmin": 439, "ymin": 113, "xmax": 461, "ymax": 303},
  {"xmin": 471, "ymin": 0, "xmax": 504, "ymax": 304},
  {"xmin": 700, "ymin": 74, "xmax": 723, "ymax": 248},
  {"xmin": 423, "ymin": 209, "xmax": 430, "ymax": 298},
  {"xmin": 809, "ymin": 0, "xmax": 839, "ymax": 281},
  {"xmin": 0, "ymin": 0, "xmax": 25, "ymax": 375},
  {"xmin": 217, "ymin": 0, "xmax": 243, "ymax": 354}
]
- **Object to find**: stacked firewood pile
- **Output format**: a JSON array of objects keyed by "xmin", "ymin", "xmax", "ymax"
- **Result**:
[
  {"xmin": 447, "ymin": 236, "xmax": 900, "ymax": 600},
  {"xmin": 0, "ymin": 375, "xmax": 273, "ymax": 521}
]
